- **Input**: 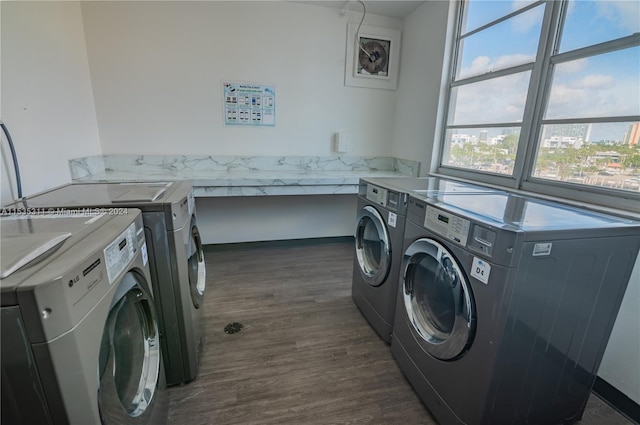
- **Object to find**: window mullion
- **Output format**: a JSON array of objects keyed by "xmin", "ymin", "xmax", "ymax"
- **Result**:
[
  {"xmin": 436, "ymin": 0, "xmax": 465, "ymax": 173},
  {"xmin": 461, "ymin": 1, "xmax": 545, "ymax": 39},
  {"xmin": 448, "ymin": 122, "xmax": 526, "ymax": 130},
  {"xmin": 542, "ymin": 116, "xmax": 640, "ymax": 126},
  {"xmin": 451, "ymin": 62, "xmax": 534, "ymax": 87},
  {"xmin": 552, "ymin": 33, "xmax": 640, "ymax": 65},
  {"xmin": 513, "ymin": 0, "xmax": 564, "ymax": 188},
  {"xmin": 450, "ymin": 0, "xmax": 465, "ymax": 84}
]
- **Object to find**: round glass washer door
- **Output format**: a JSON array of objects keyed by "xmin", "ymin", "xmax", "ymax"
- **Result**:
[
  {"xmin": 98, "ymin": 271, "xmax": 161, "ymax": 424},
  {"xmin": 402, "ymin": 238, "xmax": 476, "ymax": 360},
  {"xmin": 188, "ymin": 217, "xmax": 206, "ymax": 309},
  {"xmin": 355, "ymin": 205, "xmax": 391, "ymax": 287}
]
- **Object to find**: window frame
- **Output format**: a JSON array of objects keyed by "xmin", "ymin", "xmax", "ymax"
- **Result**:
[{"xmin": 435, "ymin": 0, "xmax": 640, "ymax": 214}]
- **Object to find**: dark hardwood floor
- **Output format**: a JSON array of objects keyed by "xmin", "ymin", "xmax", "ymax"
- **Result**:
[{"xmin": 166, "ymin": 239, "xmax": 633, "ymax": 425}]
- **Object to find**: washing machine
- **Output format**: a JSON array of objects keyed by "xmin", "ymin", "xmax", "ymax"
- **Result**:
[
  {"xmin": 351, "ymin": 176, "xmax": 502, "ymax": 343},
  {"xmin": 1, "ymin": 210, "xmax": 168, "ymax": 424},
  {"xmin": 391, "ymin": 191, "xmax": 640, "ymax": 425},
  {"xmin": 8, "ymin": 181, "xmax": 206, "ymax": 386}
]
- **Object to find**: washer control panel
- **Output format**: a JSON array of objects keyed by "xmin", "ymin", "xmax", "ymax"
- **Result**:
[
  {"xmin": 425, "ymin": 205, "xmax": 470, "ymax": 246},
  {"xmin": 104, "ymin": 222, "xmax": 136, "ymax": 284}
]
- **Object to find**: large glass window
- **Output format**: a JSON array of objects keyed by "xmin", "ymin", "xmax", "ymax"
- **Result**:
[
  {"xmin": 438, "ymin": 0, "xmax": 640, "ymax": 212},
  {"xmin": 457, "ymin": 6, "xmax": 543, "ymax": 80},
  {"xmin": 558, "ymin": 1, "xmax": 640, "ymax": 52}
]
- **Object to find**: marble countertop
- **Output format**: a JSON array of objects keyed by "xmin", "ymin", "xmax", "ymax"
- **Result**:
[
  {"xmin": 73, "ymin": 169, "xmax": 408, "ymax": 197},
  {"xmin": 69, "ymin": 155, "xmax": 420, "ymax": 197}
]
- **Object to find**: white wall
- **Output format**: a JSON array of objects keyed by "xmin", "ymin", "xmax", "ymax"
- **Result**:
[
  {"xmin": 392, "ymin": 0, "xmax": 452, "ymax": 175},
  {"xmin": 80, "ymin": 1, "xmax": 402, "ymax": 157},
  {"xmin": 196, "ymin": 194, "xmax": 356, "ymax": 244},
  {"xmin": 0, "ymin": 1, "xmax": 101, "ymax": 201},
  {"xmin": 0, "ymin": 4, "xmax": 13, "ymax": 206},
  {"xmin": 78, "ymin": 0, "xmax": 404, "ymax": 244},
  {"xmin": 599, "ymin": 256, "xmax": 640, "ymax": 404}
]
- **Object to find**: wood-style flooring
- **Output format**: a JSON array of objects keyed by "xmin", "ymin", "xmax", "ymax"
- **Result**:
[{"xmin": 166, "ymin": 239, "xmax": 633, "ymax": 425}]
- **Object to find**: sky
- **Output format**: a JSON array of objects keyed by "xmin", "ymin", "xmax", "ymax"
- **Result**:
[{"xmin": 453, "ymin": 0, "xmax": 640, "ymax": 142}]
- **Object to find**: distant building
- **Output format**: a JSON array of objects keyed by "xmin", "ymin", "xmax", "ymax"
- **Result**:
[
  {"xmin": 591, "ymin": 151, "xmax": 622, "ymax": 163},
  {"xmin": 544, "ymin": 123, "xmax": 592, "ymax": 142},
  {"xmin": 451, "ymin": 133, "xmax": 478, "ymax": 145},
  {"xmin": 489, "ymin": 134, "xmax": 505, "ymax": 145},
  {"xmin": 539, "ymin": 123, "xmax": 591, "ymax": 149},
  {"xmin": 606, "ymin": 163, "xmax": 623, "ymax": 172},
  {"xmin": 541, "ymin": 136, "xmax": 583, "ymax": 149},
  {"xmin": 623, "ymin": 122, "xmax": 640, "ymax": 146},
  {"xmin": 501, "ymin": 128, "xmax": 520, "ymax": 137}
]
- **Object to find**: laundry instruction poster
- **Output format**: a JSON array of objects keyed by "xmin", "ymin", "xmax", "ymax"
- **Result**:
[{"xmin": 223, "ymin": 81, "xmax": 276, "ymax": 127}]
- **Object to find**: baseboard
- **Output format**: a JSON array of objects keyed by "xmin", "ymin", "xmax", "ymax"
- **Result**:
[
  {"xmin": 592, "ymin": 377, "xmax": 640, "ymax": 424},
  {"xmin": 204, "ymin": 236, "xmax": 354, "ymax": 251}
]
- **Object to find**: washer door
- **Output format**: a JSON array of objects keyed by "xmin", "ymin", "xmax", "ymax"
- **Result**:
[
  {"xmin": 355, "ymin": 205, "xmax": 391, "ymax": 287},
  {"xmin": 187, "ymin": 216, "xmax": 206, "ymax": 309},
  {"xmin": 98, "ymin": 271, "xmax": 161, "ymax": 424},
  {"xmin": 402, "ymin": 238, "xmax": 476, "ymax": 360}
]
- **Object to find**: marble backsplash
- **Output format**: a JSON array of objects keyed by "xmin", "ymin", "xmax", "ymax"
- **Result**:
[
  {"xmin": 68, "ymin": 155, "xmax": 106, "ymax": 180},
  {"xmin": 69, "ymin": 155, "xmax": 421, "ymax": 179}
]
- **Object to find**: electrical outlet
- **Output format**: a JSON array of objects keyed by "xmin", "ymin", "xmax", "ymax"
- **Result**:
[{"xmin": 335, "ymin": 132, "xmax": 350, "ymax": 153}]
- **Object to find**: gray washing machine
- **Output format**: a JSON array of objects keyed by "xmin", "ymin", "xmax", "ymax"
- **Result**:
[
  {"xmin": 351, "ymin": 177, "xmax": 501, "ymax": 343},
  {"xmin": 8, "ymin": 181, "xmax": 206, "ymax": 386},
  {"xmin": 391, "ymin": 192, "xmax": 640, "ymax": 425},
  {"xmin": 1, "ymin": 210, "xmax": 168, "ymax": 424}
]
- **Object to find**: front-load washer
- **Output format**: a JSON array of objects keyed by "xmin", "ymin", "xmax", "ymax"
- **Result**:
[
  {"xmin": 1, "ymin": 210, "xmax": 168, "ymax": 425},
  {"xmin": 351, "ymin": 177, "xmax": 502, "ymax": 343},
  {"xmin": 8, "ymin": 181, "xmax": 206, "ymax": 386},
  {"xmin": 391, "ymin": 192, "xmax": 640, "ymax": 425}
]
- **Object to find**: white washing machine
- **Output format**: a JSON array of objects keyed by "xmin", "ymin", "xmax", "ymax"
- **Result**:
[
  {"xmin": 1, "ymin": 210, "xmax": 168, "ymax": 424},
  {"xmin": 392, "ymin": 192, "xmax": 640, "ymax": 425},
  {"xmin": 351, "ymin": 177, "xmax": 502, "ymax": 343},
  {"xmin": 8, "ymin": 181, "xmax": 206, "ymax": 386}
]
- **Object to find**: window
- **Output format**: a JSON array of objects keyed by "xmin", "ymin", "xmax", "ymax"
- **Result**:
[{"xmin": 437, "ymin": 0, "xmax": 640, "ymax": 212}]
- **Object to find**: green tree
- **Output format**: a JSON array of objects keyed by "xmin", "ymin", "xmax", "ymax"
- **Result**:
[
  {"xmin": 619, "ymin": 146, "xmax": 640, "ymax": 169},
  {"xmin": 499, "ymin": 134, "xmax": 519, "ymax": 155}
]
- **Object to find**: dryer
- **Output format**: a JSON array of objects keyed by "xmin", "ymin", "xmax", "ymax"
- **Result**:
[
  {"xmin": 391, "ymin": 192, "xmax": 640, "ymax": 425},
  {"xmin": 351, "ymin": 177, "xmax": 501, "ymax": 343},
  {"xmin": 1, "ymin": 210, "xmax": 168, "ymax": 425},
  {"xmin": 8, "ymin": 181, "xmax": 206, "ymax": 386}
]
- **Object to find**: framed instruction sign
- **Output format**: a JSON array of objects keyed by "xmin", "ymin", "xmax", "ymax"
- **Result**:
[{"xmin": 223, "ymin": 81, "xmax": 276, "ymax": 127}]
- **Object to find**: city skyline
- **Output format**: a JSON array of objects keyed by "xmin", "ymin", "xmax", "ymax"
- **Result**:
[{"xmin": 450, "ymin": 121, "xmax": 640, "ymax": 146}]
